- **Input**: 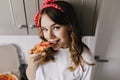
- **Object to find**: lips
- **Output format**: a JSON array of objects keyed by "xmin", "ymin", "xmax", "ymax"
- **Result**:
[
  {"xmin": 49, "ymin": 39, "xmax": 60, "ymax": 46},
  {"xmin": 52, "ymin": 40, "xmax": 61, "ymax": 50}
]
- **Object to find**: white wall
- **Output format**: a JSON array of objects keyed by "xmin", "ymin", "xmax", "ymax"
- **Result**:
[
  {"xmin": 0, "ymin": 35, "xmax": 41, "ymax": 64},
  {"xmin": 82, "ymin": 36, "xmax": 96, "ymax": 54}
]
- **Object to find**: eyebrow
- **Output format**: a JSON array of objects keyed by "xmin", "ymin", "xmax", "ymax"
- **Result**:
[{"xmin": 41, "ymin": 23, "xmax": 56, "ymax": 28}]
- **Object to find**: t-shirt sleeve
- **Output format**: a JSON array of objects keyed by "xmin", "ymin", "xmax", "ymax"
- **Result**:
[
  {"xmin": 80, "ymin": 63, "xmax": 96, "ymax": 80},
  {"xmin": 80, "ymin": 48, "xmax": 96, "ymax": 80}
]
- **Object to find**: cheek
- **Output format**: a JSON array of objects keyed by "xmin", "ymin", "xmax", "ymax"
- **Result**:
[
  {"xmin": 57, "ymin": 29, "xmax": 69, "ymax": 40},
  {"xmin": 43, "ymin": 32, "xmax": 48, "ymax": 39}
]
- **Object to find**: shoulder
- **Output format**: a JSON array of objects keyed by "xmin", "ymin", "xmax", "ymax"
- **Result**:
[{"xmin": 81, "ymin": 48, "xmax": 96, "ymax": 64}]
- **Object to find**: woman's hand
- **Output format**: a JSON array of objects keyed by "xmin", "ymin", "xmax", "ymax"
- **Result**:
[
  {"xmin": 26, "ymin": 52, "xmax": 46, "ymax": 80},
  {"xmin": 29, "ymin": 52, "xmax": 46, "ymax": 65}
]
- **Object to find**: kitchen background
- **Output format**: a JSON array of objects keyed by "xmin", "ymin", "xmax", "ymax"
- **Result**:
[
  {"xmin": 0, "ymin": 0, "xmax": 98, "ymax": 63},
  {"xmin": 0, "ymin": 0, "xmax": 120, "ymax": 80}
]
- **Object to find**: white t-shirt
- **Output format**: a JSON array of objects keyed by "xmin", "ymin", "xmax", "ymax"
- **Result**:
[{"xmin": 35, "ymin": 48, "xmax": 95, "ymax": 80}]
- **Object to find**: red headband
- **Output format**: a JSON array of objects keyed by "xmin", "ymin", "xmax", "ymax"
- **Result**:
[{"xmin": 34, "ymin": 0, "xmax": 64, "ymax": 30}]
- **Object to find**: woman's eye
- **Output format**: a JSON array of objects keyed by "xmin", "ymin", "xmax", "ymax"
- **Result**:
[
  {"xmin": 53, "ymin": 26, "xmax": 60, "ymax": 30},
  {"xmin": 41, "ymin": 28, "xmax": 48, "ymax": 31}
]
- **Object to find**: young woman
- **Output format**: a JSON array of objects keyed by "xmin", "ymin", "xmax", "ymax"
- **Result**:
[{"xmin": 26, "ymin": 0, "xmax": 96, "ymax": 80}]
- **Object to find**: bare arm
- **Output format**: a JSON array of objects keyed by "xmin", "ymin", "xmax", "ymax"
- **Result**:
[
  {"xmin": 26, "ymin": 61, "xmax": 38, "ymax": 80},
  {"xmin": 26, "ymin": 53, "xmax": 46, "ymax": 80}
]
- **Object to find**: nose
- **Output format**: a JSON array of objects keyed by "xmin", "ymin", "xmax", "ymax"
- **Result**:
[{"xmin": 47, "ymin": 29, "xmax": 55, "ymax": 39}]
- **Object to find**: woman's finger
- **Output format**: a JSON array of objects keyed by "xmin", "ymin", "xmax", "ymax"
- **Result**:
[{"xmin": 31, "ymin": 52, "xmax": 46, "ymax": 62}]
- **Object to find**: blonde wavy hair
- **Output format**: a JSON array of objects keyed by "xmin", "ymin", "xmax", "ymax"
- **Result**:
[{"xmin": 39, "ymin": 28, "xmax": 95, "ymax": 71}]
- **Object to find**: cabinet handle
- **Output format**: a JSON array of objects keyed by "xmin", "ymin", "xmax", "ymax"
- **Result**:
[
  {"xmin": 95, "ymin": 55, "xmax": 109, "ymax": 62},
  {"xmin": 18, "ymin": 25, "xmax": 26, "ymax": 29},
  {"xmin": 29, "ymin": 25, "xmax": 36, "ymax": 29}
]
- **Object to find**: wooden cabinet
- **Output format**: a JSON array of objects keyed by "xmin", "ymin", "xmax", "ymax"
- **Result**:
[
  {"xmin": 24, "ymin": 0, "xmax": 39, "ymax": 35},
  {"xmin": 64, "ymin": 0, "xmax": 99, "ymax": 36},
  {"xmin": 0, "ymin": 0, "xmax": 39, "ymax": 35}
]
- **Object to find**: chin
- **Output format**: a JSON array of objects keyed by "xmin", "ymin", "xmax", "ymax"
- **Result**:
[
  {"xmin": 53, "ymin": 47, "xmax": 61, "ymax": 50},
  {"xmin": 52, "ymin": 42, "xmax": 62, "ymax": 50},
  {"xmin": 52, "ymin": 44, "xmax": 62, "ymax": 50}
]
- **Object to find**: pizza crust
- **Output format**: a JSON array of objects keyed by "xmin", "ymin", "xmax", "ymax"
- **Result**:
[{"xmin": 30, "ymin": 41, "xmax": 53, "ymax": 54}]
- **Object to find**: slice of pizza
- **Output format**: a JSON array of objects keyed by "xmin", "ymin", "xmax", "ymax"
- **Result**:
[{"xmin": 29, "ymin": 41, "xmax": 54, "ymax": 54}]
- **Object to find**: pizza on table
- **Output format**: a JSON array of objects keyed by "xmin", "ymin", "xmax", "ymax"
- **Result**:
[{"xmin": 0, "ymin": 73, "xmax": 18, "ymax": 80}]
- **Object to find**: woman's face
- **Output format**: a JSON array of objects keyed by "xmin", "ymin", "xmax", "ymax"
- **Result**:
[{"xmin": 41, "ymin": 14, "xmax": 71, "ymax": 50}]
